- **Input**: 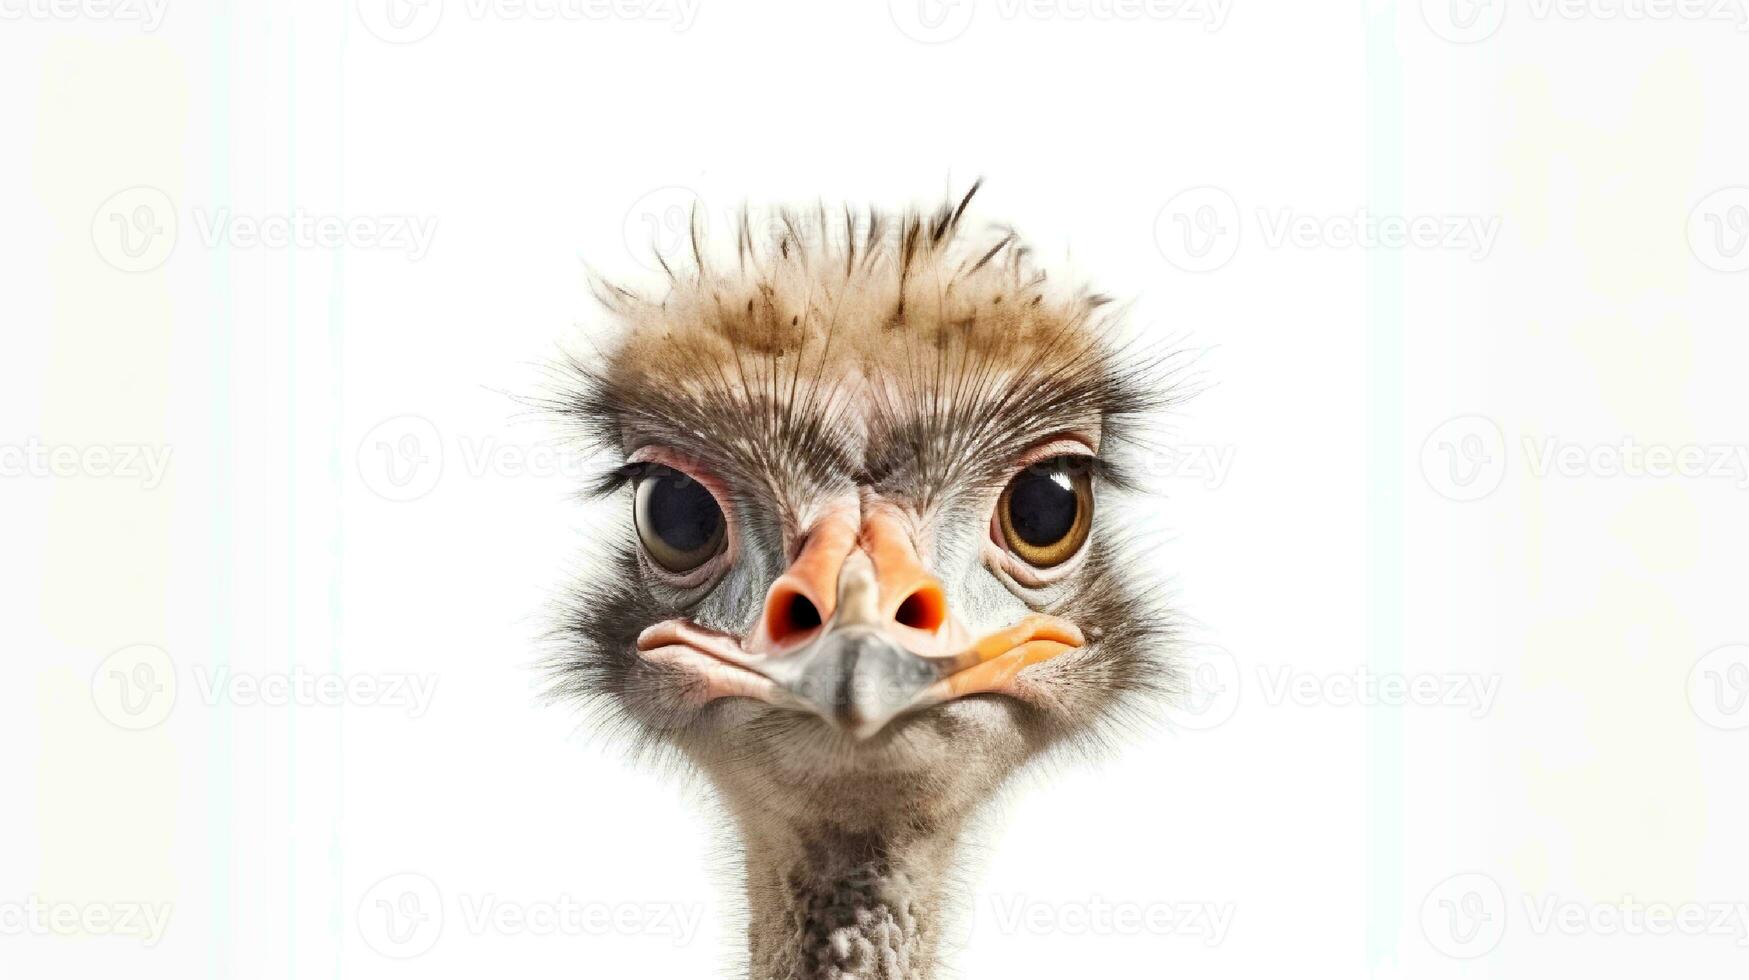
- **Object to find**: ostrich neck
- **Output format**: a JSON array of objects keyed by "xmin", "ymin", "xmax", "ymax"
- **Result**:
[{"xmin": 741, "ymin": 822, "xmax": 961, "ymax": 980}]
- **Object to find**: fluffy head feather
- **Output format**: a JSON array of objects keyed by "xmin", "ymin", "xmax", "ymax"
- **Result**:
[{"xmin": 544, "ymin": 181, "xmax": 1183, "ymax": 816}]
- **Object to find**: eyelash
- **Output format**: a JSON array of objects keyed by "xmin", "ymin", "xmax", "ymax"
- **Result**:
[{"xmin": 599, "ymin": 460, "xmax": 664, "ymax": 495}]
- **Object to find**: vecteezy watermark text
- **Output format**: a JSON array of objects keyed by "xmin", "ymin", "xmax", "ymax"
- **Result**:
[
  {"xmin": 1423, "ymin": 0, "xmax": 1749, "ymax": 43},
  {"xmin": 987, "ymin": 895, "xmax": 1234, "ymax": 945},
  {"xmin": 355, "ymin": 415, "xmax": 608, "ymax": 503},
  {"xmin": 191, "ymin": 666, "xmax": 437, "ymax": 718},
  {"xmin": 1421, "ymin": 415, "xmax": 1749, "ymax": 502},
  {"xmin": 0, "ymin": 896, "xmax": 172, "ymax": 947},
  {"xmin": 91, "ymin": 187, "xmax": 439, "ymax": 272},
  {"xmin": 1165, "ymin": 646, "xmax": 1502, "ymax": 732},
  {"xmin": 0, "ymin": 0, "xmax": 168, "ymax": 29},
  {"xmin": 1421, "ymin": 871, "xmax": 1749, "ymax": 959},
  {"xmin": 356, "ymin": 0, "xmax": 701, "ymax": 43},
  {"xmin": 1, "ymin": 439, "xmax": 172, "ymax": 489},
  {"xmin": 888, "ymin": 0, "xmax": 1230, "ymax": 44},
  {"xmin": 1255, "ymin": 665, "xmax": 1501, "ymax": 718},
  {"xmin": 190, "ymin": 208, "xmax": 438, "ymax": 260},
  {"xmin": 91, "ymin": 645, "xmax": 439, "ymax": 730},
  {"xmin": 1155, "ymin": 188, "xmax": 1501, "ymax": 272},
  {"xmin": 356, "ymin": 872, "xmax": 704, "ymax": 959}
]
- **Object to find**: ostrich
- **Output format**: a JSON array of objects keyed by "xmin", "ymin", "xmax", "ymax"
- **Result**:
[{"xmin": 548, "ymin": 184, "xmax": 1178, "ymax": 979}]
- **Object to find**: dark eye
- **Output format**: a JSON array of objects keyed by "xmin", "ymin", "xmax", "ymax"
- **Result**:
[
  {"xmin": 634, "ymin": 466, "xmax": 727, "ymax": 573},
  {"xmin": 997, "ymin": 456, "xmax": 1094, "ymax": 568}
]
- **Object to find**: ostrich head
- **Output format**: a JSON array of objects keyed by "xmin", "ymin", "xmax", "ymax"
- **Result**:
[{"xmin": 549, "ymin": 185, "xmax": 1177, "ymax": 979}]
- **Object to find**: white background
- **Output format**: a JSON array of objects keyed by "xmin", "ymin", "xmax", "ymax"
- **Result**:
[{"xmin": 3, "ymin": 1, "xmax": 1748, "ymax": 977}]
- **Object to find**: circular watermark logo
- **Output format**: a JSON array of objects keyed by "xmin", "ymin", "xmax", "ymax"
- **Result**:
[
  {"xmin": 357, "ymin": 872, "xmax": 443, "ymax": 957},
  {"xmin": 1420, "ymin": 415, "xmax": 1507, "ymax": 502},
  {"xmin": 1688, "ymin": 644, "xmax": 1749, "ymax": 731},
  {"xmin": 1165, "ymin": 644, "xmax": 1241, "ymax": 731},
  {"xmin": 937, "ymin": 893, "xmax": 978, "ymax": 958},
  {"xmin": 622, "ymin": 185, "xmax": 710, "ymax": 272},
  {"xmin": 1420, "ymin": 871, "xmax": 1506, "ymax": 958},
  {"xmin": 1421, "ymin": 0, "xmax": 1507, "ymax": 42},
  {"xmin": 356, "ymin": 0, "xmax": 444, "ymax": 42},
  {"xmin": 1154, "ymin": 186, "xmax": 1241, "ymax": 273},
  {"xmin": 888, "ymin": 0, "xmax": 976, "ymax": 43},
  {"xmin": 91, "ymin": 644, "xmax": 177, "ymax": 730},
  {"xmin": 1686, "ymin": 187, "xmax": 1749, "ymax": 273},
  {"xmin": 92, "ymin": 187, "xmax": 177, "ymax": 273},
  {"xmin": 356, "ymin": 415, "xmax": 444, "ymax": 502}
]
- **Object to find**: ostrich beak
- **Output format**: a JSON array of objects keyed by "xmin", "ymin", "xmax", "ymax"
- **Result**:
[
  {"xmin": 635, "ymin": 509, "xmax": 1085, "ymax": 739},
  {"xmin": 768, "ymin": 625, "xmax": 939, "ymax": 740},
  {"xmin": 768, "ymin": 614, "xmax": 1086, "ymax": 740},
  {"xmin": 752, "ymin": 545, "xmax": 944, "ymax": 738},
  {"xmin": 756, "ymin": 513, "xmax": 1084, "ymax": 739}
]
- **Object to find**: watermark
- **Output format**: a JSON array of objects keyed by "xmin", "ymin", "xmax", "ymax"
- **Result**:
[
  {"xmin": 1423, "ymin": 0, "xmax": 1749, "ymax": 43},
  {"xmin": 1525, "ymin": 895, "xmax": 1749, "ymax": 945},
  {"xmin": 191, "ymin": 208, "xmax": 438, "ymax": 260},
  {"xmin": 91, "ymin": 646, "xmax": 438, "ymax": 728},
  {"xmin": 986, "ymin": 895, "xmax": 1234, "ymax": 945},
  {"xmin": 1420, "ymin": 872, "xmax": 1508, "ymax": 958},
  {"xmin": 1527, "ymin": 438, "xmax": 1749, "ymax": 489},
  {"xmin": 0, "ymin": 438, "xmax": 172, "ymax": 489},
  {"xmin": 889, "ymin": 0, "xmax": 1230, "ymax": 44},
  {"xmin": 1256, "ymin": 665, "xmax": 1500, "ymax": 718},
  {"xmin": 1167, "ymin": 647, "xmax": 1500, "ymax": 731},
  {"xmin": 357, "ymin": 415, "xmax": 446, "ymax": 502},
  {"xmin": 1136, "ymin": 443, "xmax": 1236, "ymax": 489},
  {"xmin": 1153, "ymin": 186, "xmax": 1240, "ymax": 273},
  {"xmin": 91, "ymin": 188, "xmax": 438, "ymax": 270},
  {"xmin": 1155, "ymin": 187, "xmax": 1500, "ymax": 272},
  {"xmin": 1688, "ymin": 187, "xmax": 1749, "ymax": 273},
  {"xmin": 1688, "ymin": 644, "xmax": 1749, "ymax": 731},
  {"xmin": 453, "ymin": 893, "xmax": 702, "ymax": 945},
  {"xmin": 1422, "ymin": 872, "xmax": 1749, "ymax": 958},
  {"xmin": 356, "ymin": 872, "xmax": 703, "ymax": 958},
  {"xmin": 356, "ymin": 0, "xmax": 700, "ymax": 43},
  {"xmin": 190, "ymin": 665, "xmax": 437, "ymax": 718},
  {"xmin": 1255, "ymin": 207, "xmax": 1499, "ymax": 259},
  {"xmin": 358, "ymin": 873, "xmax": 444, "ymax": 958},
  {"xmin": 91, "ymin": 644, "xmax": 177, "ymax": 731},
  {"xmin": 0, "ymin": 0, "xmax": 167, "ymax": 29},
  {"xmin": 622, "ymin": 185, "xmax": 710, "ymax": 272},
  {"xmin": 1421, "ymin": 415, "xmax": 1749, "ymax": 502},
  {"xmin": 351, "ymin": 419, "xmax": 1226, "ymax": 504},
  {"xmin": 619, "ymin": 188, "xmax": 896, "ymax": 271},
  {"xmin": 355, "ymin": 415, "xmax": 603, "ymax": 503},
  {"xmin": 1165, "ymin": 643, "xmax": 1241, "ymax": 731},
  {"xmin": 1420, "ymin": 415, "xmax": 1508, "ymax": 502},
  {"xmin": 0, "ymin": 896, "xmax": 173, "ymax": 947},
  {"xmin": 91, "ymin": 186, "xmax": 176, "ymax": 273}
]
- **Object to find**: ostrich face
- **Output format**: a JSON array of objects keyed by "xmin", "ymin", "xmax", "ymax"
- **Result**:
[{"xmin": 553, "ymin": 192, "xmax": 1172, "ymax": 827}]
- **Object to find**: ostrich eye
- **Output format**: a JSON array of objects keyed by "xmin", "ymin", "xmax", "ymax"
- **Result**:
[
  {"xmin": 998, "ymin": 456, "xmax": 1094, "ymax": 568},
  {"xmin": 634, "ymin": 466, "xmax": 726, "ymax": 573}
]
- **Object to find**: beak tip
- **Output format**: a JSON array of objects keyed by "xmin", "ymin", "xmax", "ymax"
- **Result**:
[{"xmin": 781, "ymin": 628, "xmax": 936, "ymax": 741}]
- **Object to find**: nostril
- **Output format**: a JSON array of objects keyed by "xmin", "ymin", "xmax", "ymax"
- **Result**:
[
  {"xmin": 893, "ymin": 584, "xmax": 947, "ymax": 633},
  {"xmin": 788, "ymin": 593, "xmax": 822, "ymax": 630},
  {"xmin": 766, "ymin": 587, "xmax": 823, "ymax": 644}
]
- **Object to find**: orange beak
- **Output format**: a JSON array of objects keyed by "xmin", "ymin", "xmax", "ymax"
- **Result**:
[{"xmin": 637, "ymin": 504, "xmax": 1082, "ymax": 738}]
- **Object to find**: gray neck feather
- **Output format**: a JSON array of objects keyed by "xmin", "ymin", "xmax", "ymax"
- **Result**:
[{"xmin": 741, "ymin": 822, "xmax": 961, "ymax": 980}]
